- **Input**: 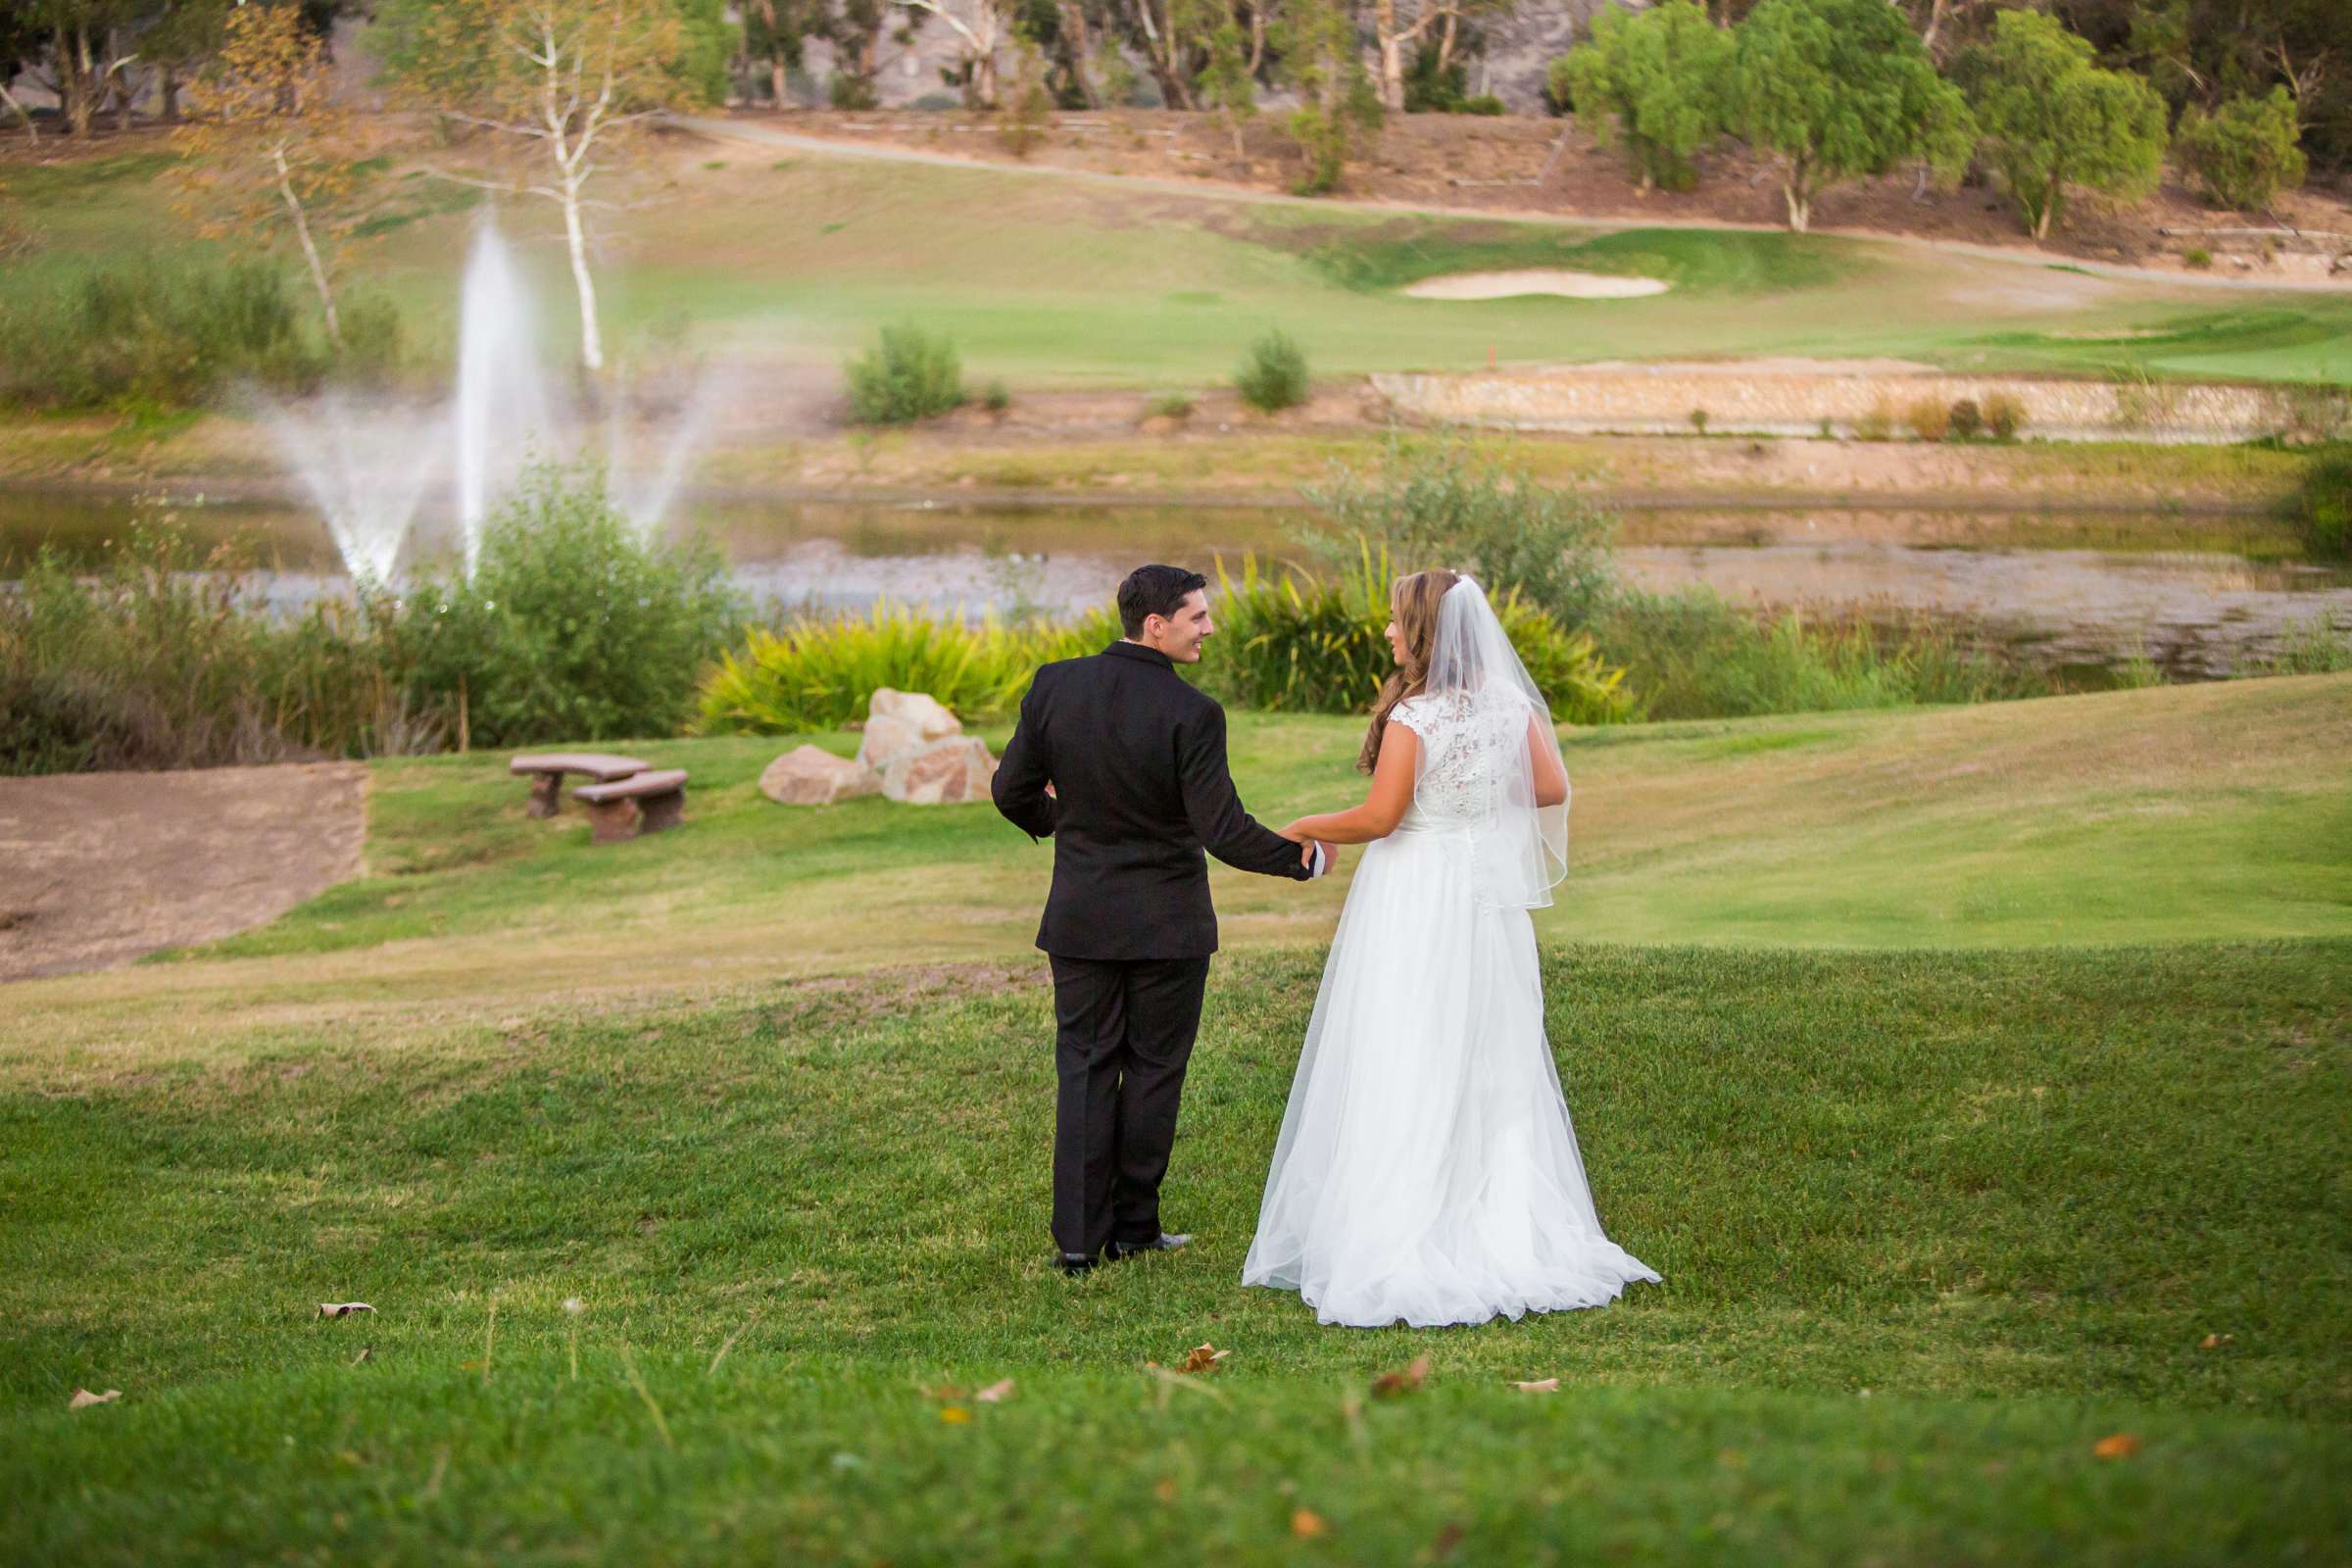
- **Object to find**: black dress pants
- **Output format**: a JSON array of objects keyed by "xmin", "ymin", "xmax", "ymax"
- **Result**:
[{"xmin": 1046, "ymin": 953, "xmax": 1213, "ymax": 1257}]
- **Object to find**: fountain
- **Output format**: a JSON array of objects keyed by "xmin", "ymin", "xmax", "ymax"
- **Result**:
[{"xmin": 267, "ymin": 217, "xmax": 716, "ymax": 586}]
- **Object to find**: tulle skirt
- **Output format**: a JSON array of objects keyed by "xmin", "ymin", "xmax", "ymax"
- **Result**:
[{"xmin": 1241, "ymin": 821, "xmax": 1661, "ymax": 1329}]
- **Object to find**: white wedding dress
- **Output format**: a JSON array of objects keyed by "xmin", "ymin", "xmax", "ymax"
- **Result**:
[{"xmin": 1241, "ymin": 683, "xmax": 1661, "ymax": 1329}]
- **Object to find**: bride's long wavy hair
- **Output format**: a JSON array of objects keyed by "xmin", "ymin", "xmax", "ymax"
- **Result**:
[{"xmin": 1357, "ymin": 567, "xmax": 1461, "ymax": 773}]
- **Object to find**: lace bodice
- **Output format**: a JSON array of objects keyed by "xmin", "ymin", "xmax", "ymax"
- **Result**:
[{"xmin": 1389, "ymin": 688, "xmax": 1533, "ymax": 828}]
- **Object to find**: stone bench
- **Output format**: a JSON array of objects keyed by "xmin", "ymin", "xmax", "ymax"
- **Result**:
[
  {"xmin": 510, "ymin": 753, "xmax": 650, "ymax": 817},
  {"xmin": 572, "ymin": 768, "xmax": 689, "ymax": 843}
]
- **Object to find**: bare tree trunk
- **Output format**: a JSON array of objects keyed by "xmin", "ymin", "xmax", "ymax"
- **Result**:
[
  {"xmin": 1130, "ymin": 0, "xmax": 1194, "ymax": 109},
  {"xmin": 561, "ymin": 172, "xmax": 604, "ymax": 371},
  {"xmin": 1436, "ymin": 7, "xmax": 1458, "ymax": 75},
  {"xmin": 274, "ymin": 145, "xmax": 343, "ymax": 348},
  {"xmin": 61, "ymin": 25, "xmax": 95, "ymax": 137},
  {"xmin": 1783, "ymin": 160, "xmax": 1811, "ymax": 231},
  {"xmin": 1248, "ymin": 5, "xmax": 1265, "ymax": 74},
  {"xmin": 0, "ymin": 79, "xmax": 36, "ymax": 143},
  {"xmin": 770, "ymin": 58, "xmax": 789, "ymax": 106},
  {"xmin": 1058, "ymin": 0, "xmax": 1099, "ymax": 107},
  {"xmin": 160, "ymin": 63, "xmax": 180, "ymax": 125},
  {"xmin": 1375, "ymin": 0, "xmax": 1406, "ymax": 111}
]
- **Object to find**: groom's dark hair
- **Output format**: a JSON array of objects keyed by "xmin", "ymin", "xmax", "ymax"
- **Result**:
[{"xmin": 1117, "ymin": 564, "xmax": 1208, "ymax": 639}]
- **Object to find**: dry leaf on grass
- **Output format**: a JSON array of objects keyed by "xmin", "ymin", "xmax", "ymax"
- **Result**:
[
  {"xmin": 1153, "ymin": 1477, "xmax": 1180, "ymax": 1504},
  {"xmin": 2198, "ymin": 1333, "xmax": 2234, "ymax": 1349},
  {"xmin": 1509, "ymin": 1378, "xmax": 1559, "ymax": 1394},
  {"xmin": 975, "ymin": 1378, "xmax": 1016, "ymax": 1403},
  {"xmin": 68, "ymin": 1388, "xmax": 121, "ymax": 1409},
  {"xmin": 317, "ymin": 1302, "xmax": 374, "ymax": 1319},
  {"xmin": 1292, "ymin": 1508, "xmax": 1328, "ymax": 1540},
  {"xmin": 352, "ymin": 1347, "xmax": 373, "ymax": 1364},
  {"xmin": 2092, "ymin": 1433, "xmax": 2142, "ymax": 1459},
  {"xmin": 1370, "ymin": 1355, "xmax": 1431, "ymax": 1398},
  {"xmin": 1176, "ymin": 1344, "xmax": 1230, "ymax": 1374}
]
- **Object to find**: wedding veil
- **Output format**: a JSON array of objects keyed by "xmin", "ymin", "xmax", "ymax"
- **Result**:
[{"xmin": 1420, "ymin": 576, "xmax": 1570, "ymax": 910}]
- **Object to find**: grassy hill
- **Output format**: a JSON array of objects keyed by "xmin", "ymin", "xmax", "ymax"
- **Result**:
[{"xmin": 1, "ymin": 676, "xmax": 2346, "ymax": 1562}]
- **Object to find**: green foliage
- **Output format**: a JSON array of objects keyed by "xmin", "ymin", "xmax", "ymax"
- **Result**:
[
  {"xmin": 2281, "ymin": 452, "xmax": 2352, "ymax": 561},
  {"xmin": 997, "ymin": 32, "xmax": 1054, "ymax": 159},
  {"xmin": 1235, "ymin": 328, "xmax": 1310, "ymax": 413},
  {"xmin": 0, "ymin": 528, "xmax": 432, "ymax": 774},
  {"xmin": 402, "ymin": 465, "xmax": 745, "ymax": 748},
  {"xmin": 1146, "ymin": 392, "xmax": 1197, "ymax": 420},
  {"xmin": 2240, "ymin": 611, "xmax": 2352, "ymax": 676},
  {"xmin": 1200, "ymin": 551, "xmax": 1634, "ymax": 725},
  {"xmin": 1961, "ymin": 11, "xmax": 2168, "ymax": 240},
  {"xmin": 1201, "ymin": 22, "xmax": 1258, "ymax": 156},
  {"xmin": 1592, "ymin": 589, "xmax": 2054, "ymax": 720},
  {"xmin": 1982, "ymin": 390, "xmax": 2027, "ymax": 440},
  {"xmin": 0, "ymin": 258, "xmax": 355, "ymax": 413},
  {"xmin": 844, "ymin": 324, "xmax": 967, "ymax": 424},
  {"xmin": 1551, "ymin": 0, "xmax": 1730, "ymax": 193},
  {"xmin": 695, "ymin": 603, "xmax": 1117, "ymax": 734},
  {"xmin": 980, "ymin": 378, "xmax": 1011, "ymax": 413},
  {"xmin": 1301, "ymin": 223, "xmax": 1858, "ymax": 297},
  {"xmin": 2183, "ymin": 246, "xmax": 2213, "ymax": 269},
  {"xmin": 1947, "ymin": 398, "xmax": 1984, "ymax": 440},
  {"xmin": 1275, "ymin": 0, "xmax": 1381, "ymax": 194},
  {"xmin": 2178, "ymin": 88, "xmax": 2308, "ymax": 213},
  {"xmin": 1723, "ymin": 0, "xmax": 1975, "ymax": 232},
  {"xmin": 1297, "ymin": 431, "xmax": 1618, "ymax": 631},
  {"xmin": 828, "ymin": 71, "xmax": 878, "ymax": 110}
]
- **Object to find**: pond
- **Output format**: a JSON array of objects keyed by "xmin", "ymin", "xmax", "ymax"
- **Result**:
[{"xmin": 4, "ymin": 487, "xmax": 2346, "ymax": 680}]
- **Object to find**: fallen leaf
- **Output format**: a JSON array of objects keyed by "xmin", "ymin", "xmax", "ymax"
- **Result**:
[
  {"xmin": 1177, "ymin": 1343, "xmax": 1230, "ymax": 1375},
  {"xmin": 2198, "ymin": 1333, "xmax": 2234, "ymax": 1350},
  {"xmin": 352, "ymin": 1347, "xmax": 372, "ymax": 1364},
  {"xmin": 1153, "ymin": 1477, "xmax": 1179, "ymax": 1504},
  {"xmin": 68, "ymin": 1388, "xmax": 121, "ymax": 1409},
  {"xmin": 939, "ymin": 1405, "xmax": 971, "ymax": 1425},
  {"xmin": 1510, "ymin": 1378, "xmax": 1559, "ymax": 1394},
  {"xmin": 2092, "ymin": 1433, "xmax": 2141, "ymax": 1459},
  {"xmin": 1292, "ymin": 1508, "xmax": 1327, "ymax": 1540},
  {"xmin": 317, "ymin": 1302, "xmax": 374, "ymax": 1319},
  {"xmin": 1370, "ymin": 1354, "xmax": 1431, "ymax": 1398},
  {"xmin": 974, "ymin": 1378, "xmax": 1016, "ymax": 1403}
]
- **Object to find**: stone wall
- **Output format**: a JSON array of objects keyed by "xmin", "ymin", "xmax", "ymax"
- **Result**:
[{"xmin": 1370, "ymin": 367, "xmax": 2329, "ymax": 443}]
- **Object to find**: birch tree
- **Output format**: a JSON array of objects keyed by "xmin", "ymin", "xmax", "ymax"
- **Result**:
[{"xmin": 374, "ymin": 0, "xmax": 718, "ymax": 373}]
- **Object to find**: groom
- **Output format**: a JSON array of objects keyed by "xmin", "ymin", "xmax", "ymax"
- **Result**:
[{"xmin": 993, "ymin": 564, "xmax": 1326, "ymax": 1277}]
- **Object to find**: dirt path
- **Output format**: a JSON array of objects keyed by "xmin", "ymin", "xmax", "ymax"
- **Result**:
[
  {"xmin": 0, "ymin": 761, "xmax": 367, "ymax": 981},
  {"xmin": 672, "ymin": 116, "xmax": 2352, "ymax": 297}
]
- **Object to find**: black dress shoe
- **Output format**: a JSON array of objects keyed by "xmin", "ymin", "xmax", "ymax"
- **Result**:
[
  {"xmin": 1055, "ymin": 1250, "xmax": 1101, "ymax": 1276},
  {"xmin": 1106, "ymin": 1232, "xmax": 1192, "ymax": 1261}
]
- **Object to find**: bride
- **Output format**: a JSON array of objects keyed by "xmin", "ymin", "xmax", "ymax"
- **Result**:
[{"xmin": 1243, "ymin": 569, "xmax": 1661, "ymax": 1329}]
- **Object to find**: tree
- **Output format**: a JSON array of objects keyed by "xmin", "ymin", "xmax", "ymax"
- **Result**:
[
  {"xmin": 372, "ymin": 0, "xmax": 727, "ymax": 373},
  {"xmin": 172, "ymin": 3, "xmax": 374, "ymax": 347},
  {"xmin": 1550, "ymin": 0, "xmax": 1730, "ymax": 193},
  {"xmin": 1723, "ymin": 0, "xmax": 1976, "ymax": 232},
  {"xmin": 17, "ymin": 1, "xmax": 141, "ymax": 138},
  {"xmin": 2177, "ymin": 86, "xmax": 2307, "ymax": 212},
  {"xmin": 1965, "ymin": 10, "xmax": 2166, "ymax": 240},
  {"xmin": 742, "ymin": 0, "xmax": 812, "ymax": 107},
  {"xmin": 889, "ymin": 0, "xmax": 1010, "ymax": 107},
  {"xmin": 1275, "ymin": 0, "xmax": 1381, "ymax": 194},
  {"xmin": 1200, "ymin": 19, "xmax": 1255, "ymax": 160}
]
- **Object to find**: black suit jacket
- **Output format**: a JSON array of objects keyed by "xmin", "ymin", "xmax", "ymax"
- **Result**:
[{"xmin": 992, "ymin": 640, "xmax": 1310, "ymax": 959}]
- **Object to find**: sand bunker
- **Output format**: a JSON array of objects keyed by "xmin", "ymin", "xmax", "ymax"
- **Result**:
[{"xmin": 1402, "ymin": 270, "xmax": 1671, "ymax": 301}]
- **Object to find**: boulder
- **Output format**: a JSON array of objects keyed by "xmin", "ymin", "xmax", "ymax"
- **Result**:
[
  {"xmin": 760, "ymin": 745, "xmax": 881, "ymax": 807},
  {"xmin": 882, "ymin": 736, "xmax": 999, "ymax": 806},
  {"xmin": 855, "ymin": 687, "xmax": 964, "ymax": 773}
]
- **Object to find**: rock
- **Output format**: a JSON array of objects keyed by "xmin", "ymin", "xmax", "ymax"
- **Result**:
[
  {"xmin": 882, "ymin": 736, "xmax": 999, "ymax": 806},
  {"xmin": 855, "ymin": 688, "xmax": 964, "ymax": 773},
  {"xmin": 760, "ymin": 746, "xmax": 881, "ymax": 806}
]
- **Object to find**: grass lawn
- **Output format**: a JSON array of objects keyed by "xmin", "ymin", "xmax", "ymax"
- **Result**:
[{"xmin": 2, "ymin": 676, "xmax": 2347, "ymax": 1562}]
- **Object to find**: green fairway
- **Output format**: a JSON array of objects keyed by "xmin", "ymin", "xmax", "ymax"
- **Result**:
[{"xmin": 12, "ymin": 143, "xmax": 2352, "ymax": 388}]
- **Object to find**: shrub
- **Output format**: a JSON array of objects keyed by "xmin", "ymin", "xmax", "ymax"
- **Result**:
[
  {"xmin": 1947, "ymin": 397, "xmax": 1984, "ymax": 440},
  {"xmin": 1298, "ymin": 431, "xmax": 1618, "ymax": 631},
  {"xmin": 1460, "ymin": 94, "xmax": 1506, "ymax": 117},
  {"xmin": 845, "ymin": 324, "xmax": 967, "ymax": 424},
  {"xmin": 0, "ymin": 257, "xmax": 345, "ymax": 413},
  {"xmin": 1146, "ymin": 392, "xmax": 1196, "ymax": 421},
  {"xmin": 828, "ymin": 72, "xmax": 877, "ymax": 110},
  {"xmin": 998, "ymin": 35, "xmax": 1054, "ymax": 158},
  {"xmin": 2182, "ymin": 246, "xmax": 2213, "ymax": 270},
  {"xmin": 2278, "ymin": 384, "xmax": 2350, "ymax": 445},
  {"xmin": 2239, "ymin": 612, "xmax": 2352, "ymax": 677},
  {"xmin": 0, "ymin": 528, "xmax": 430, "ymax": 774},
  {"xmin": 2178, "ymin": 88, "xmax": 2307, "ymax": 213},
  {"xmin": 696, "ymin": 603, "xmax": 1116, "ymax": 735},
  {"xmin": 1902, "ymin": 397, "xmax": 1951, "ymax": 442},
  {"xmin": 981, "ymin": 379, "xmax": 1011, "ymax": 414},
  {"xmin": 403, "ymin": 465, "xmax": 745, "ymax": 748},
  {"xmin": 1690, "ymin": 408, "xmax": 1710, "ymax": 434},
  {"xmin": 1982, "ymin": 390, "xmax": 2028, "ymax": 441},
  {"xmin": 1236, "ymin": 329, "xmax": 1310, "ymax": 413},
  {"xmin": 1854, "ymin": 399, "xmax": 1896, "ymax": 441},
  {"xmin": 2281, "ymin": 453, "xmax": 2352, "ymax": 562},
  {"xmin": 1200, "ymin": 551, "xmax": 1634, "ymax": 725}
]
